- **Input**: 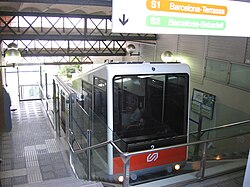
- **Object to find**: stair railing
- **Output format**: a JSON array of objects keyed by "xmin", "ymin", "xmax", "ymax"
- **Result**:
[{"xmin": 68, "ymin": 119, "xmax": 250, "ymax": 187}]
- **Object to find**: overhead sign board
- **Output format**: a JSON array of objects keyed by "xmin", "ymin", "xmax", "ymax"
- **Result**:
[{"xmin": 112, "ymin": 0, "xmax": 250, "ymax": 37}]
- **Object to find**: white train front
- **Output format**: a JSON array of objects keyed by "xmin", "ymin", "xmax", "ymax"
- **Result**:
[{"xmin": 70, "ymin": 61, "xmax": 190, "ymax": 182}]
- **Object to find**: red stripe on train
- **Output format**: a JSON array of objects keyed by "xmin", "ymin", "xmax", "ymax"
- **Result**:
[{"xmin": 113, "ymin": 146, "xmax": 187, "ymax": 174}]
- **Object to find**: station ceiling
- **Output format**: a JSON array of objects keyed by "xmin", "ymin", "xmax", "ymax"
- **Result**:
[
  {"xmin": 0, "ymin": 0, "xmax": 112, "ymax": 15},
  {"xmin": 0, "ymin": 0, "xmax": 249, "ymax": 63},
  {"xmin": 0, "ymin": 0, "xmax": 249, "ymax": 16}
]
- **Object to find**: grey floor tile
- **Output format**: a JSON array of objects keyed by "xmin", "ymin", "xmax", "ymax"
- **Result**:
[
  {"xmin": 12, "ymin": 175, "xmax": 28, "ymax": 186},
  {"xmin": 0, "ymin": 159, "xmax": 12, "ymax": 171},
  {"xmin": 50, "ymin": 152, "xmax": 64, "ymax": 163},
  {"xmin": 1, "ymin": 101, "xmax": 75, "ymax": 186},
  {"xmin": 0, "ymin": 177, "xmax": 12, "ymax": 187},
  {"xmin": 27, "ymin": 172, "xmax": 43, "ymax": 184},
  {"xmin": 38, "ymin": 159, "xmax": 52, "ymax": 166},
  {"xmin": 40, "ymin": 164, "xmax": 53, "ymax": 173},
  {"xmin": 0, "ymin": 153, "xmax": 13, "ymax": 160},
  {"xmin": 36, "ymin": 149, "xmax": 48, "ymax": 155},
  {"xmin": 52, "ymin": 162, "xmax": 66, "ymax": 170},
  {"xmin": 55, "ymin": 168, "xmax": 69, "ymax": 178},
  {"xmin": 13, "ymin": 161, "xmax": 26, "ymax": 170},
  {"xmin": 42, "ymin": 171, "xmax": 56, "ymax": 181}
]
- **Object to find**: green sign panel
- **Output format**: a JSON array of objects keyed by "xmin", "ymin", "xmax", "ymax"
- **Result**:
[{"xmin": 146, "ymin": 16, "xmax": 226, "ymax": 30}]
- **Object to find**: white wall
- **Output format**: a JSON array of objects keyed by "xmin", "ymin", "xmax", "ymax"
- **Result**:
[
  {"xmin": 155, "ymin": 34, "xmax": 179, "ymax": 62},
  {"xmin": 138, "ymin": 34, "xmax": 250, "ymax": 124},
  {"xmin": 0, "ymin": 44, "xmax": 5, "ymax": 132}
]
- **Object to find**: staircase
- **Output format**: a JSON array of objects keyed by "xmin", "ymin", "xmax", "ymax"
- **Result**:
[{"xmin": 13, "ymin": 177, "xmax": 103, "ymax": 187}]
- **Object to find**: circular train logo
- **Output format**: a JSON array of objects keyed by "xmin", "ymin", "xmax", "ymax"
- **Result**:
[
  {"xmin": 147, "ymin": 152, "xmax": 159, "ymax": 162},
  {"xmin": 147, "ymin": 145, "xmax": 158, "ymax": 163}
]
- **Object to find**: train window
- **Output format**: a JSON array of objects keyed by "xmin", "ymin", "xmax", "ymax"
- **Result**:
[
  {"xmin": 94, "ymin": 77, "xmax": 107, "ymax": 122},
  {"xmin": 82, "ymin": 80, "xmax": 92, "ymax": 93},
  {"xmin": 93, "ymin": 77, "xmax": 108, "ymax": 144},
  {"xmin": 60, "ymin": 91, "xmax": 66, "ymax": 133},
  {"xmin": 94, "ymin": 77, "xmax": 107, "ymax": 90},
  {"xmin": 113, "ymin": 74, "xmax": 189, "ymax": 151},
  {"xmin": 82, "ymin": 80, "xmax": 92, "ymax": 114}
]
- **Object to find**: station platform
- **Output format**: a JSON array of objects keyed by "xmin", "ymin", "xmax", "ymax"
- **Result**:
[
  {"xmin": 0, "ymin": 100, "xmax": 102, "ymax": 187},
  {"xmin": 0, "ymin": 100, "xmax": 246, "ymax": 187}
]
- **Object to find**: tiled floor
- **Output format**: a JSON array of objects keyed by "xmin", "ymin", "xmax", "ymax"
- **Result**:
[{"xmin": 0, "ymin": 101, "xmax": 75, "ymax": 187}]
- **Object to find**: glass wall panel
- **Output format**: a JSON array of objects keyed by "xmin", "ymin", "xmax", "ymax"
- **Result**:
[
  {"xmin": 205, "ymin": 58, "xmax": 228, "ymax": 83},
  {"xmin": 205, "ymin": 57, "xmax": 250, "ymax": 91},
  {"xmin": 230, "ymin": 63, "xmax": 250, "ymax": 90}
]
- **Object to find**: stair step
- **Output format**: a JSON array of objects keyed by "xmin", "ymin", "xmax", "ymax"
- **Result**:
[{"xmin": 14, "ymin": 177, "xmax": 103, "ymax": 187}]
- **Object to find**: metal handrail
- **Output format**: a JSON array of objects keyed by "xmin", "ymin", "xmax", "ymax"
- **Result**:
[
  {"xmin": 190, "ymin": 119, "xmax": 250, "ymax": 135},
  {"xmin": 39, "ymin": 85, "xmax": 54, "ymax": 112},
  {"xmin": 54, "ymin": 75, "xmax": 75, "ymax": 96},
  {"xmin": 71, "ymin": 124, "xmax": 250, "ymax": 157},
  {"xmin": 68, "ymin": 138, "xmax": 125, "ymax": 155},
  {"xmin": 68, "ymin": 139, "xmax": 112, "ymax": 154},
  {"xmin": 69, "ymin": 116, "xmax": 250, "ymax": 156},
  {"xmin": 68, "ymin": 119, "xmax": 250, "ymax": 186},
  {"xmin": 122, "ymin": 129, "xmax": 250, "ymax": 157}
]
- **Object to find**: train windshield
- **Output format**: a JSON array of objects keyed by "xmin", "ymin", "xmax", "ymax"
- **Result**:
[{"xmin": 113, "ymin": 74, "xmax": 189, "ymax": 151}]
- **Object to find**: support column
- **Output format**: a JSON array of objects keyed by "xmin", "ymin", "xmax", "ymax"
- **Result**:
[{"xmin": 0, "ymin": 43, "xmax": 5, "ymax": 133}]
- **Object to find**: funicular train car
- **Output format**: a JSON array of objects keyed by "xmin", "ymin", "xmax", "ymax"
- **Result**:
[{"xmin": 71, "ymin": 61, "xmax": 190, "ymax": 183}]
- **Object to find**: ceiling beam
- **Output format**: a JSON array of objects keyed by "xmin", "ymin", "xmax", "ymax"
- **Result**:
[
  {"xmin": 0, "ymin": 11, "xmax": 157, "ymax": 41},
  {"xmin": 0, "ymin": 11, "xmax": 111, "ymax": 18},
  {"xmin": 0, "ymin": 35, "xmax": 157, "ymax": 41}
]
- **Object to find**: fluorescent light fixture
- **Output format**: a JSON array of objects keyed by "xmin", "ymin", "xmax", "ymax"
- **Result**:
[
  {"xmin": 161, "ymin": 51, "xmax": 174, "ymax": 62},
  {"xmin": 114, "ymin": 78, "xmax": 131, "ymax": 83},
  {"xmin": 5, "ymin": 43, "xmax": 22, "ymax": 64},
  {"xmin": 137, "ymin": 75, "xmax": 152, "ymax": 78},
  {"xmin": 126, "ymin": 44, "xmax": 136, "ymax": 54}
]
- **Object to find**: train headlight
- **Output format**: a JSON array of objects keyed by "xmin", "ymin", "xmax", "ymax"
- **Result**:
[
  {"xmin": 216, "ymin": 155, "xmax": 221, "ymax": 160},
  {"xmin": 118, "ymin": 176, "xmax": 124, "ymax": 183},
  {"xmin": 174, "ymin": 164, "xmax": 181, "ymax": 171}
]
